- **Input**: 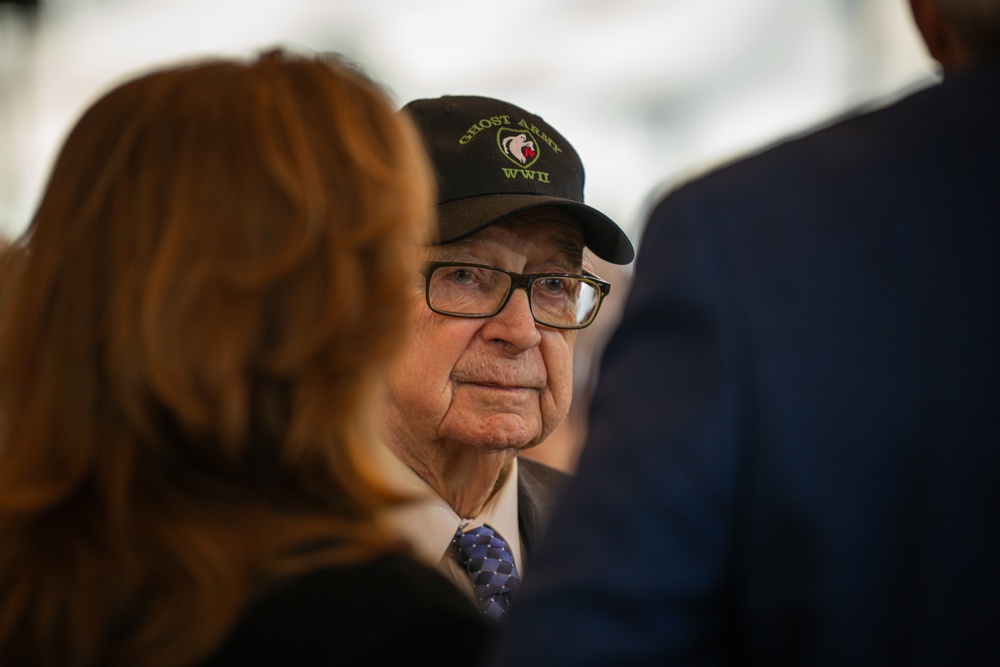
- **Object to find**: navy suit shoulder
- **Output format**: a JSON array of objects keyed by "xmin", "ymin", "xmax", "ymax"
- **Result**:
[
  {"xmin": 494, "ymin": 63, "xmax": 1000, "ymax": 666},
  {"xmin": 202, "ymin": 552, "xmax": 492, "ymax": 666},
  {"xmin": 664, "ymin": 62, "xmax": 1000, "ymax": 216}
]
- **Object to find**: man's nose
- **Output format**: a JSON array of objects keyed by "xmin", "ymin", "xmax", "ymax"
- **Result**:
[{"xmin": 482, "ymin": 287, "xmax": 542, "ymax": 350}]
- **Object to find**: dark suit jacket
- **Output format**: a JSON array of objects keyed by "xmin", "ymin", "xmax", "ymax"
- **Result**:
[
  {"xmin": 517, "ymin": 456, "xmax": 570, "ymax": 559},
  {"xmin": 202, "ymin": 552, "xmax": 491, "ymax": 666},
  {"xmin": 494, "ymin": 62, "xmax": 1000, "ymax": 666}
]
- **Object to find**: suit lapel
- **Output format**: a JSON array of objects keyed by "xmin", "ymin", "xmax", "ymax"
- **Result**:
[{"xmin": 516, "ymin": 457, "xmax": 571, "ymax": 562}]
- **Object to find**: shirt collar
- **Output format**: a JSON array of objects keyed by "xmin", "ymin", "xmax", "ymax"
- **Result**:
[{"xmin": 375, "ymin": 440, "xmax": 523, "ymax": 571}]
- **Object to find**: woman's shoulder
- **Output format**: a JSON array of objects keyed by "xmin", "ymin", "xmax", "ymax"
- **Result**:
[
  {"xmin": 281, "ymin": 550, "xmax": 473, "ymax": 614},
  {"xmin": 202, "ymin": 551, "xmax": 492, "ymax": 666}
]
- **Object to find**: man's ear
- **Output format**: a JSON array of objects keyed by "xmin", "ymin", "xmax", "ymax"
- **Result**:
[{"xmin": 909, "ymin": 0, "xmax": 975, "ymax": 74}]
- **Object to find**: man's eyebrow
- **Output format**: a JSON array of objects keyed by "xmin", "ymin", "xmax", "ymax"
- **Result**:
[
  {"xmin": 554, "ymin": 238, "xmax": 585, "ymax": 268},
  {"xmin": 426, "ymin": 224, "xmax": 585, "ymax": 268},
  {"xmin": 426, "ymin": 237, "xmax": 476, "ymax": 260},
  {"xmin": 532, "ymin": 226, "xmax": 584, "ymax": 270}
]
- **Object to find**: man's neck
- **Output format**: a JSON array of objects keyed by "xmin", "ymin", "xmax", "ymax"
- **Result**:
[{"xmin": 387, "ymin": 439, "xmax": 516, "ymax": 519}]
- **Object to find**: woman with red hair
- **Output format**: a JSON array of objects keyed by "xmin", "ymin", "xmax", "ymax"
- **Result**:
[{"xmin": 0, "ymin": 50, "xmax": 488, "ymax": 666}]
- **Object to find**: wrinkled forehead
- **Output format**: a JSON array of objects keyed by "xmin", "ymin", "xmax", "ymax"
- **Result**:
[{"xmin": 435, "ymin": 208, "xmax": 585, "ymax": 263}]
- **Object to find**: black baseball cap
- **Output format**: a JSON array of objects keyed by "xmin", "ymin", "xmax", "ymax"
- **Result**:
[{"xmin": 403, "ymin": 95, "xmax": 635, "ymax": 265}]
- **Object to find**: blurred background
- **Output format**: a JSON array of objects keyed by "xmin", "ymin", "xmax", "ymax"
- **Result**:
[{"xmin": 0, "ymin": 0, "xmax": 938, "ymax": 467}]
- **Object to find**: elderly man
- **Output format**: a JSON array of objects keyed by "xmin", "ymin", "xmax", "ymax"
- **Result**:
[{"xmin": 378, "ymin": 95, "xmax": 633, "ymax": 620}]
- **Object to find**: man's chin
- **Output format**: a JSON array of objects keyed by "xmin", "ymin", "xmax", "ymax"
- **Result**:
[{"xmin": 441, "ymin": 413, "xmax": 545, "ymax": 452}]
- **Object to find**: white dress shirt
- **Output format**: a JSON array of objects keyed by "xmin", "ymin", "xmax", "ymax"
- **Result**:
[{"xmin": 375, "ymin": 441, "xmax": 523, "ymax": 602}]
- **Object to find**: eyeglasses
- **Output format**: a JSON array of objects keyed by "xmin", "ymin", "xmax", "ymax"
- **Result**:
[{"xmin": 420, "ymin": 262, "xmax": 611, "ymax": 330}]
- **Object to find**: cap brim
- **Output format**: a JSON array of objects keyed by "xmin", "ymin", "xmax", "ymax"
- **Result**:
[{"xmin": 435, "ymin": 194, "xmax": 635, "ymax": 265}]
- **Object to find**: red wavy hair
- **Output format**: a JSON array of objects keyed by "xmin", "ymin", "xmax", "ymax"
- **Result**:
[{"xmin": 0, "ymin": 50, "xmax": 433, "ymax": 666}]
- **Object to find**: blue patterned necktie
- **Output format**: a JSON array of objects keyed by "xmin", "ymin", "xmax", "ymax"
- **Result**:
[{"xmin": 451, "ymin": 523, "xmax": 522, "ymax": 621}]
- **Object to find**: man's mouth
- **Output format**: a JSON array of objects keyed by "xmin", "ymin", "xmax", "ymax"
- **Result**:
[
  {"xmin": 452, "ymin": 366, "xmax": 545, "ymax": 392},
  {"xmin": 468, "ymin": 382, "xmax": 536, "ymax": 391}
]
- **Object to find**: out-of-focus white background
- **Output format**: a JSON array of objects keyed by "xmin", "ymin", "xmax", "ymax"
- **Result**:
[
  {"xmin": 0, "ymin": 0, "xmax": 938, "ymax": 467},
  {"xmin": 0, "ymin": 0, "xmax": 936, "ymax": 243}
]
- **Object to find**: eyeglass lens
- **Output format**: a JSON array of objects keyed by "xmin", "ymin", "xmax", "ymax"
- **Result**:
[{"xmin": 428, "ymin": 265, "xmax": 601, "ymax": 328}]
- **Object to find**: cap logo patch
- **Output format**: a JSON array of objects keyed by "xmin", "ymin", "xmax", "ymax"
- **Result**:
[{"xmin": 497, "ymin": 127, "xmax": 539, "ymax": 168}]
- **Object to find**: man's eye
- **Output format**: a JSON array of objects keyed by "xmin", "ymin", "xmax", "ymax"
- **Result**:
[
  {"xmin": 537, "ymin": 277, "xmax": 571, "ymax": 294},
  {"xmin": 449, "ymin": 269, "xmax": 476, "ymax": 284}
]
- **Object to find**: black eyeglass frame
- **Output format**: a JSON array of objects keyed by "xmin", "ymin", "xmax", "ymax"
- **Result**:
[{"xmin": 419, "ymin": 261, "xmax": 612, "ymax": 330}]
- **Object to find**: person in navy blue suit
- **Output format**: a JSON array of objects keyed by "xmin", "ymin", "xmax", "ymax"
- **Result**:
[{"xmin": 491, "ymin": 0, "xmax": 1000, "ymax": 664}]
